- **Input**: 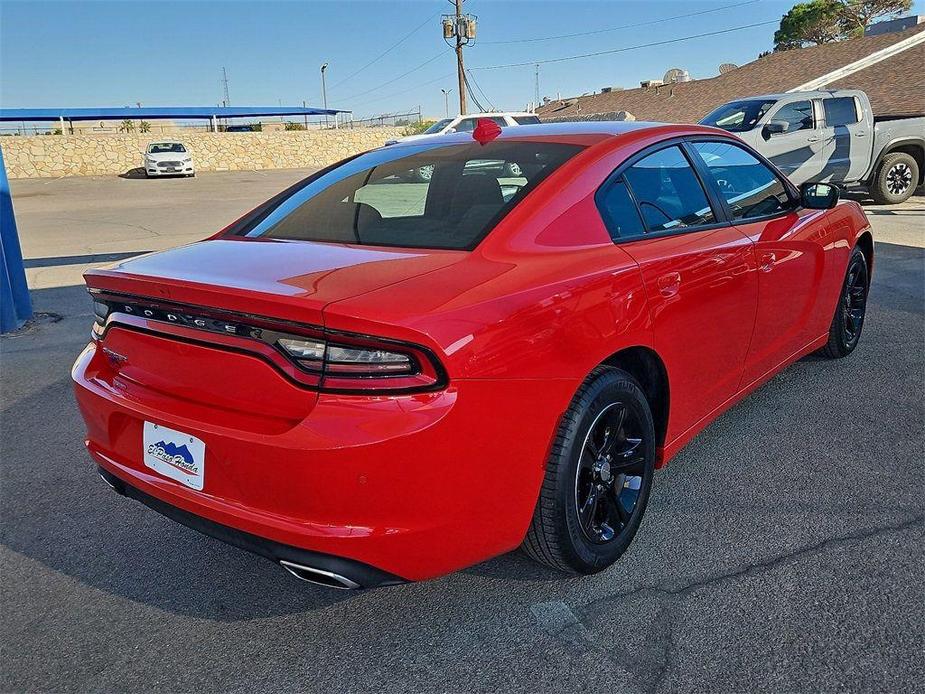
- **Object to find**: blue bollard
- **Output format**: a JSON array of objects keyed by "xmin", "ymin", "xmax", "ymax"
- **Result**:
[{"xmin": 1, "ymin": 144, "xmax": 33, "ymax": 333}]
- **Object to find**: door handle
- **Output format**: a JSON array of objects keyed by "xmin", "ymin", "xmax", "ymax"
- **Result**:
[
  {"xmin": 806, "ymin": 136, "xmax": 820, "ymax": 142},
  {"xmin": 657, "ymin": 271, "xmax": 681, "ymax": 297},
  {"xmin": 855, "ymin": 131, "xmax": 866, "ymax": 137},
  {"xmin": 759, "ymin": 252, "xmax": 776, "ymax": 272}
]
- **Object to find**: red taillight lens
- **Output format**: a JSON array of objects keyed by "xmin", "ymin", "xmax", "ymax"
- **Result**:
[{"xmin": 90, "ymin": 292, "xmax": 446, "ymax": 394}]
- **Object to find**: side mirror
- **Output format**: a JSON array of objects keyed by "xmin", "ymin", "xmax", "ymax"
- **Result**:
[
  {"xmin": 801, "ymin": 182, "xmax": 840, "ymax": 209},
  {"xmin": 763, "ymin": 120, "xmax": 789, "ymax": 138},
  {"xmin": 446, "ymin": 127, "xmax": 457, "ymax": 134}
]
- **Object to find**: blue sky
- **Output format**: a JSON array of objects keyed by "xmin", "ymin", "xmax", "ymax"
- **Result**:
[{"xmin": 1, "ymin": 0, "xmax": 920, "ymax": 119}]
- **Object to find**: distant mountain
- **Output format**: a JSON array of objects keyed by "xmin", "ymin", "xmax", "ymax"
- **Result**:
[{"xmin": 154, "ymin": 441, "xmax": 194, "ymax": 465}]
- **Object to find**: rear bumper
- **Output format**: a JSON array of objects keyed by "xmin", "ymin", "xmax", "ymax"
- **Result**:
[
  {"xmin": 73, "ymin": 341, "xmax": 577, "ymax": 582},
  {"xmin": 97, "ymin": 466, "xmax": 403, "ymax": 589}
]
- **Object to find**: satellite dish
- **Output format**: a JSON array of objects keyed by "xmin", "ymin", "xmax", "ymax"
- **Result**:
[
  {"xmin": 719, "ymin": 63, "xmax": 739, "ymax": 74},
  {"xmin": 663, "ymin": 68, "xmax": 685, "ymax": 84}
]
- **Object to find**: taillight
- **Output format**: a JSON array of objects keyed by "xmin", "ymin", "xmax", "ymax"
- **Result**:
[{"xmin": 89, "ymin": 291, "xmax": 447, "ymax": 393}]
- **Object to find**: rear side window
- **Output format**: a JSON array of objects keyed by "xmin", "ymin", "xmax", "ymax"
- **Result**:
[
  {"xmin": 244, "ymin": 141, "xmax": 583, "ymax": 250},
  {"xmin": 597, "ymin": 180, "xmax": 644, "ymax": 239},
  {"xmin": 691, "ymin": 141, "xmax": 794, "ymax": 220},
  {"xmin": 623, "ymin": 146, "xmax": 716, "ymax": 232},
  {"xmin": 772, "ymin": 101, "xmax": 814, "ymax": 133},
  {"xmin": 824, "ymin": 97, "xmax": 860, "ymax": 127},
  {"xmin": 513, "ymin": 115, "xmax": 541, "ymax": 125}
]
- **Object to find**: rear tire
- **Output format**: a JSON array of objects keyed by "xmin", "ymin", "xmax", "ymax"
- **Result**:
[
  {"xmin": 818, "ymin": 246, "xmax": 869, "ymax": 359},
  {"xmin": 870, "ymin": 152, "xmax": 918, "ymax": 205},
  {"xmin": 523, "ymin": 366, "xmax": 656, "ymax": 574}
]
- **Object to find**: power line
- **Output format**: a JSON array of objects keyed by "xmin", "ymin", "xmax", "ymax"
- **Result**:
[
  {"xmin": 351, "ymin": 72, "xmax": 456, "ymax": 113},
  {"xmin": 465, "ymin": 69, "xmax": 496, "ymax": 111},
  {"xmin": 471, "ymin": 19, "xmax": 780, "ymax": 70},
  {"xmin": 340, "ymin": 49, "xmax": 451, "ymax": 103},
  {"xmin": 328, "ymin": 10, "xmax": 441, "ymax": 91},
  {"xmin": 463, "ymin": 71, "xmax": 488, "ymax": 112},
  {"xmin": 480, "ymin": 0, "xmax": 756, "ymax": 45}
]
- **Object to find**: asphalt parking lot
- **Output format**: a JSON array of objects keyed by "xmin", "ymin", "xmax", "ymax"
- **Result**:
[{"xmin": 2, "ymin": 171, "xmax": 923, "ymax": 693}]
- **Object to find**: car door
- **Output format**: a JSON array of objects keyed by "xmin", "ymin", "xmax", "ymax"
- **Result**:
[
  {"xmin": 597, "ymin": 143, "xmax": 758, "ymax": 439},
  {"xmin": 818, "ymin": 96, "xmax": 870, "ymax": 183},
  {"xmin": 687, "ymin": 138, "xmax": 836, "ymax": 387},
  {"xmin": 760, "ymin": 99, "xmax": 826, "ymax": 184}
]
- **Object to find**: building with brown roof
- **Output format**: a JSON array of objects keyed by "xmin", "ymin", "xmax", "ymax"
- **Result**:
[{"xmin": 538, "ymin": 23, "xmax": 925, "ymax": 123}]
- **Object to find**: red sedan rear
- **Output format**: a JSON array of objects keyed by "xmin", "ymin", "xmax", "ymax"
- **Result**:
[{"xmin": 73, "ymin": 121, "xmax": 873, "ymax": 588}]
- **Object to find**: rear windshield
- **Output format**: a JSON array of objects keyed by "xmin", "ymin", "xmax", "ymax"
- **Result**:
[{"xmin": 242, "ymin": 141, "xmax": 583, "ymax": 250}]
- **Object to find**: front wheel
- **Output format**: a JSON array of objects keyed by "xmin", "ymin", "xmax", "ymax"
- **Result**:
[
  {"xmin": 818, "ymin": 246, "xmax": 869, "ymax": 359},
  {"xmin": 523, "ymin": 367, "xmax": 656, "ymax": 574}
]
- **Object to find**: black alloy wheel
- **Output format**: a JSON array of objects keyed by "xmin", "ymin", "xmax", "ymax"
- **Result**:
[
  {"xmin": 575, "ymin": 402, "xmax": 647, "ymax": 544},
  {"xmin": 523, "ymin": 366, "xmax": 656, "ymax": 574},
  {"xmin": 819, "ymin": 246, "xmax": 869, "ymax": 358}
]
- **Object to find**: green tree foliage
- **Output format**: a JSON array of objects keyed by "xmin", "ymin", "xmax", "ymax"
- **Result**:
[
  {"xmin": 139, "ymin": 121, "xmax": 151, "ymax": 133},
  {"xmin": 119, "ymin": 119, "xmax": 135, "ymax": 133},
  {"xmin": 774, "ymin": 0, "xmax": 911, "ymax": 50},
  {"xmin": 284, "ymin": 121, "xmax": 305, "ymax": 131}
]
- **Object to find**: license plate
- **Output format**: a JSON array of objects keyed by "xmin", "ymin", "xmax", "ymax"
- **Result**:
[
  {"xmin": 165, "ymin": 167, "xmax": 178, "ymax": 172},
  {"xmin": 143, "ymin": 422, "xmax": 205, "ymax": 490}
]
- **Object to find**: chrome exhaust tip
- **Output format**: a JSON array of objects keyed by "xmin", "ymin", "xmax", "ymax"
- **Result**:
[
  {"xmin": 99, "ymin": 472, "xmax": 119, "ymax": 490},
  {"xmin": 279, "ymin": 560, "xmax": 362, "ymax": 590}
]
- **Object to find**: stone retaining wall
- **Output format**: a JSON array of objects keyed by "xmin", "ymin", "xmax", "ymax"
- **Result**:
[{"xmin": 0, "ymin": 128, "xmax": 404, "ymax": 179}]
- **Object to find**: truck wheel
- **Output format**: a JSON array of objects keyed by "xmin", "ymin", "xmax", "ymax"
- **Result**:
[{"xmin": 871, "ymin": 152, "xmax": 919, "ymax": 205}]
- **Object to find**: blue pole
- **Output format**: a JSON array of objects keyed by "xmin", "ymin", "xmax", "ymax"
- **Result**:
[{"xmin": 1, "ymin": 145, "xmax": 32, "ymax": 333}]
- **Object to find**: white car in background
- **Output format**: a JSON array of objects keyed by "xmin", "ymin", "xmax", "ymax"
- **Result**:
[
  {"xmin": 387, "ymin": 112, "xmax": 541, "ymax": 146},
  {"xmin": 143, "ymin": 141, "xmax": 195, "ymax": 178},
  {"xmin": 386, "ymin": 112, "xmax": 542, "ymax": 181}
]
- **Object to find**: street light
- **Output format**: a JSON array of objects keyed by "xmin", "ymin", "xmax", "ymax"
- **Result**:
[
  {"xmin": 320, "ymin": 62, "xmax": 329, "ymax": 128},
  {"xmin": 441, "ymin": 88, "xmax": 453, "ymax": 118}
]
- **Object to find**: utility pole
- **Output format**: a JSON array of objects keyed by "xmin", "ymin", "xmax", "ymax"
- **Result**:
[
  {"xmin": 454, "ymin": 0, "xmax": 466, "ymax": 115},
  {"xmin": 441, "ymin": 88, "xmax": 452, "ymax": 118},
  {"xmin": 442, "ymin": 1, "xmax": 476, "ymax": 115},
  {"xmin": 534, "ymin": 64, "xmax": 540, "ymax": 110},
  {"xmin": 320, "ymin": 63, "xmax": 329, "ymax": 128}
]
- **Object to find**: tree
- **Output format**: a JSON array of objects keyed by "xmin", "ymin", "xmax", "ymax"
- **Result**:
[
  {"xmin": 774, "ymin": 0, "xmax": 843, "ymax": 49},
  {"xmin": 139, "ymin": 121, "xmax": 151, "ymax": 133},
  {"xmin": 837, "ymin": 0, "xmax": 911, "ymax": 37},
  {"xmin": 284, "ymin": 121, "xmax": 305, "ymax": 131},
  {"xmin": 119, "ymin": 119, "xmax": 135, "ymax": 133},
  {"xmin": 774, "ymin": 0, "xmax": 912, "ymax": 49}
]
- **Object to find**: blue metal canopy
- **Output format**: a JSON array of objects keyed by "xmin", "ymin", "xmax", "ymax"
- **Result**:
[{"xmin": 0, "ymin": 106, "xmax": 347, "ymax": 122}]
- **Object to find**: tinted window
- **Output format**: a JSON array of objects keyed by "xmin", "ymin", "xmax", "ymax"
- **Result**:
[
  {"xmin": 623, "ymin": 146, "xmax": 715, "ymax": 232},
  {"xmin": 771, "ymin": 101, "xmax": 814, "ymax": 133},
  {"xmin": 598, "ymin": 179, "xmax": 644, "ymax": 239},
  {"xmin": 824, "ymin": 97, "xmax": 860, "ymax": 126},
  {"xmin": 700, "ymin": 100, "xmax": 775, "ymax": 132},
  {"xmin": 455, "ymin": 118, "xmax": 479, "ymax": 132},
  {"xmin": 147, "ymin": 143, "xmax": 186, "ymax": 153},
  {"xmin": 244, "ymin": 141, "xmax": 583, "ymax": 250},
  {"xmin": 692, "ymin": 141, "xmax": 794, "ymax": 220},
  {"xmin": 514, "ymin": 115, "xmax": 541, "ymax": 125}
]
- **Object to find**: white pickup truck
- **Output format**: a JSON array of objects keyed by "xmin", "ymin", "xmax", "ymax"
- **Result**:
[{"xmin": 701, "ymin": 89, "xmax": 924, "ymax": 204}]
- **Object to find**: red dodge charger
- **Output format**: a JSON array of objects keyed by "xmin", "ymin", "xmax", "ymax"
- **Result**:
[{"xmin": 73, "ymin": 121, "xmax": 872, "ymax": 589}]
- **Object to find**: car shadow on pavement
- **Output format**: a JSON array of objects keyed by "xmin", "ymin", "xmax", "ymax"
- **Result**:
[{"xmin": 1, "ymin": 286, "xmax": 361, "ymax": 620}]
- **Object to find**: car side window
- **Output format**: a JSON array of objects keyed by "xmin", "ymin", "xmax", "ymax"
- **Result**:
[
  {"xmin": 455, "ymin": 118, "xmax": 479, "ymax": 132},
  {"xmin": 771, "ymin": 100, "xmax": 814, "ymax": 133},
  {"xmin": 623, "ymin": 145, "xmax": 716, "ymax": 232},
  {"xmin": 691, "ymin": 141, "xmax": 794, "ymax": 221},
  {"xmin": 598, "ymin": 179, "xmax": 645, "ymax": 240},
  {"xmin": 824, "ymin": 97, "xmax": 860, "ymax": 127}
]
